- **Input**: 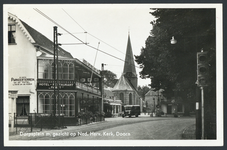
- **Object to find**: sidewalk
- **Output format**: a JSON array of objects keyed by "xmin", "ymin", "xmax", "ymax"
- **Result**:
[{"xmin": 181, "ymin": 124, "xmax": 196, "ymax": 139}]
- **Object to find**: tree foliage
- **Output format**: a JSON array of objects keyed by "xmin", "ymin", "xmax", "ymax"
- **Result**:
[
  {"xmin": 135, "ymin": 9, "xmax": 216, "ymax": 100},
  {"xmin": 102, "ymin": 70, "xmax": 118, "ymax": 88},
  {"xmin": 137, "ymin": 85, "xmax": 150, "ymax": 100}
]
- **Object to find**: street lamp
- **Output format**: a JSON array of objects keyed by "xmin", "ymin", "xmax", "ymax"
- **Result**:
[
  {"xmin": 170, "ymin": 36, "xmax": 177, "ymax": 44},
  {"xmin": 170, "ymin": 36, "xmax": 203, "ymax": 139}
]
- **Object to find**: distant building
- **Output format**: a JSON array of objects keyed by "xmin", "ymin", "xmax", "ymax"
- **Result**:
[
  {"xmin": 112, "ymin": 34, "xmax": 141, "ymax": 109},
  {"xmin": 103, "ymin": 88, "xmax": 122, "ymax": 117},
  {"xmin": 144, "ymin": 89, "xmax": 166, "ymax": 114},
  {"xmin": 145, "ymin": 88, "xmax": 195, "ymax": 116}
]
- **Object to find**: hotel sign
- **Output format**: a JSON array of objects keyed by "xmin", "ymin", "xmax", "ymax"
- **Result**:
[
  {"xmin": 11, "ymin": 76, "xmax": 34, "ymax": 86},
  {"xmin": 37, "ymin": 80, "xmax": 76, "ymax": 90}
]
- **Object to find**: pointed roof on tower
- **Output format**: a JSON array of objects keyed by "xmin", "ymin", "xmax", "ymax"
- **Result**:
[{"xmin": 123, "ymin": 34, "xmax": 137, "ymax": 76}]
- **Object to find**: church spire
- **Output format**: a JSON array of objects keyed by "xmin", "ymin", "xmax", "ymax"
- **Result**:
[{"xmin": 123, "ymin": 33, "xmax": 137, "ymax": 89}]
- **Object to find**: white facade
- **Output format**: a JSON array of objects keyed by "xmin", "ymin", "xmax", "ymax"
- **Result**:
[
  {"xmin": 8, "ymin": 15, "xmax": 37, "ymax": 125},
  {"xmin": 144, "ymin": 89, "xmax": 166, "ymax": 113}
]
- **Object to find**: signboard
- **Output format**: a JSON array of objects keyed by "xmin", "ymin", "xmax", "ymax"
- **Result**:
[
  {"xmin": 37, "ymin": 80, "xmax": 76, "ymax": 90},
  {"xmin": 11, "ymin": 76, "xmax": 34, "ymax": 86}
]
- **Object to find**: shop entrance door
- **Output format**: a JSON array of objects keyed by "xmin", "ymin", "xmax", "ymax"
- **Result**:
[{"xmin": 16, "ymin": 96, "xmax": 29, "ymax": 116}]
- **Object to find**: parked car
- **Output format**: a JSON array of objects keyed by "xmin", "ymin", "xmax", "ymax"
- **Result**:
[{"xmin": 122, "ymin": 105, "xmax": 141, "ymax": 118}]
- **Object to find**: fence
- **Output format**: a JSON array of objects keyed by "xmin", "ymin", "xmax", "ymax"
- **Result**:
[
  {"xmin": 13, "ymin": 113, "xmax": 65, "ymax": 134},
  {"xmin": 11, "ymin": 112, "xmax": 105, "ymax": 135}
]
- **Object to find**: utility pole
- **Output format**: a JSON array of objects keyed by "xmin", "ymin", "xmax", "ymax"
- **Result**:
[
  {"xmin": 101, "ymin": 63, "xmax": 105, "ymax": 113},
  {"xmin": 201, "ymin": 86, "xmax": 205, "ymax": 139},
  {"xmin": 53, "ymin": 26, "xmax": 60, "ymax": 128},
  {"xmin": 197, "ymin": 49, "xmax": 209, "ymax": 139},
  {"xmin": 196, "ymin": 86, "xmax": 202, "ymax": 139},
  {"xmin": 53, "ymin": 26, "xmax": 57, "ymax": 117}
]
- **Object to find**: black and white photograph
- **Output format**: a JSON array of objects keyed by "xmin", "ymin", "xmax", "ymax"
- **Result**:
[{"xmin": 4, "ymin": 3, "xmax": 223, "ymax": 146}]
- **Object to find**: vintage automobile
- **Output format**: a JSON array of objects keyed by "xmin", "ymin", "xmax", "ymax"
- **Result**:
[{"xmin": 122, "ymin": 105, "xmax": 141, "ymax": 118}]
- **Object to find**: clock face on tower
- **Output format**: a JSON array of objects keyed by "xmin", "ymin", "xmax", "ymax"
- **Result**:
[{"xmin": 126, "ymin": 72, "xmax": 132, "ymax": 77}]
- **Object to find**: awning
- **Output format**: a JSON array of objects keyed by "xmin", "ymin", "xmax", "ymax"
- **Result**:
[{"xmin": 110, "ymin": 103, "xmax": 121, "ymax": 106}]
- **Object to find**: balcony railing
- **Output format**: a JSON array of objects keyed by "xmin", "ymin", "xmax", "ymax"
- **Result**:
[{"xmin": 75, "ymin": 82, "xmax": 101, "ymax": 95}]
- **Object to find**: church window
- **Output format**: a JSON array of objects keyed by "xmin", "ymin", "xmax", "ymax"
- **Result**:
[
  {"xmin": 129, "ymin": 93, "xmax": 132, "ymax": 105},
  {"xmin": 120, "ymin": 93, "xmax": 124, "ymax": 104}
]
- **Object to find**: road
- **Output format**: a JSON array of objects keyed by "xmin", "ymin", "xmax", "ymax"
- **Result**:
[
  {"xmin": 74, "ymin": 116, "xmax": 194, "ymax": 140},
  {"xmin": 9, "ymin": 115, "xmax": 195, "ymax": 140}
]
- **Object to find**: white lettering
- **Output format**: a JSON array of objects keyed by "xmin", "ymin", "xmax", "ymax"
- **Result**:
[{"xmin": 116, "ymin": 132, "xmax": 131, "ymax": 136}]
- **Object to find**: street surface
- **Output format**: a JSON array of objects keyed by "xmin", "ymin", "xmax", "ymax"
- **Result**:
[
  {"xmin": 9, "ymin": 115, "xmax": 195, "ymax": 140},
  {"xmin": 74, "ymin": 116, "xmax": 194, "ymax": 140}
]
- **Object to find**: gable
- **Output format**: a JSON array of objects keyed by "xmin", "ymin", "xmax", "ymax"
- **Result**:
[
  {"xmin": 112, "ymin": 74, "xmax": 134, "ymax": 91},
  {"xmin": 145, "ymin": 90, "xmax": 156, "ymax": 96},
  {"xmin": 8, "ymin": 13, "xmax": 73, "ymax": 58},
  {"xmin": 8, "ymin": 13, "xmax": 35, "ymax": 43}
]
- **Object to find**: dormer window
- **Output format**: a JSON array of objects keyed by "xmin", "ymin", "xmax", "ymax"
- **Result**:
[{"xmin": 8, "ymin": 24, "xmax": 16, "ymax": 44}]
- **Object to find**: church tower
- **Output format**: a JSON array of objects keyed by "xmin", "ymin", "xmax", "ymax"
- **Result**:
[
  {"xmin": 123, "ymin": 34, "xmax": 138, "ymax": 90},
  {"xmin": 112, "ymin": 33, "xmax": 140, "ymax": 106}
]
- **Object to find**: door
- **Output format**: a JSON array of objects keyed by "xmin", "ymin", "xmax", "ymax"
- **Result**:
[{"xmin": 16, "ymin": 96, "xmax": 29, "ymax": 116}]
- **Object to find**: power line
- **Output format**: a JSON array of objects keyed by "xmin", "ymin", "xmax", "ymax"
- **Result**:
[
  {"xmin": 62, "ymin": 8, "xmax": 125, "ymax": 55},
  {"xmin": 34, "ymin": 8, "xmax": 125, "ymax": 62},
  {"xmin": 87, "ymin": 33, "xmax": 125, "ymax": 55},
  {"xmin": 34, "ymin": 8, "xmax": 140, "ymax": 69},
  {"xmin": 34, "ymin": 8, "xmax": 84, "ymax": 44},
  {"xmin": 61, "ymin": 8, "xmax": 140, "ymax": 69},
  {"xmin": 62, "ymin": 8, "xmax": 86, "ymax": 32}
]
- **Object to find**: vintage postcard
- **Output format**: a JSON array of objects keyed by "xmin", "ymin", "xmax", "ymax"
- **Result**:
[{"xmin": 3, "ymin": 3, "xmax": 223, "ymax": 146}]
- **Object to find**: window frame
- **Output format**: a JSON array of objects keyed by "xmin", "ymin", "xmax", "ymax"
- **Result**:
[{"xmin": 8, "ymin": 24, "xmax": 16, "ymax": 44}]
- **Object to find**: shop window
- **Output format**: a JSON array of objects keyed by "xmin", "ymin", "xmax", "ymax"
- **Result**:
[
  {"xmin": 38, "ymin": 92, "xmax": 75, "ymax": 117},
  {"xmin": 43, "ymin": 94, "xmax": 52, "ymax": 114},
  {"xmin": 69, "ymin": 63, "xmax": 74, "ymax": 80},
  {"xmin": 8, "ymin": 24, "xmax": 16, "ymax": 44},
  {"xmin": 62, "ymin": 62, "xmax": 74, "ymax": 80},
  {"xmin": 57, "ymin": 62, "xmax": 62, "ymax": 79},
  {"xmin": 69, "ymin": 94, "xmax": 75, "ymax": 116},
  {"xmin": 60, "ymin": 93, "xmax": 75, "ymax": 117},
  {"xmin": 61, "ymin": 94, "xmax": 68, "ymax": 116},
  {"xmin": 51, "ymin": 62, "xmax": 55, "ymax": 79},
  {"xmin": 51, "ymin": 62, "xmax": 63, "ymax": 80},
  {"xmin": 38, "ymin": 60, "xmax": 52, "ymax": 79},
  {"xmin": 38, "ymin": 60, "xmax": 75, "ymax": 80},
  {"xmin": 63, "ymin": 63, "xmax": 68, "ymax": 79},
  {"xmin": 38, "ymin": 93, "xmax": 54, "ymax": 114}
]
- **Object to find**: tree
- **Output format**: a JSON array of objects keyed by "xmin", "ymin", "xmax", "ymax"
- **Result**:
[
  {"xmin": 135, "ymin": 9, "xmax": 216, "ymax": 138},
  {"xmin": 102, "ymin": 70, "xmax": 118, "ymax": 88},
  {"xmin": 137, "ymin": 85, "xmax": 150, "ymax": 100}
]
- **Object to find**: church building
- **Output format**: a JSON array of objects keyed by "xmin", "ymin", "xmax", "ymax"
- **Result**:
[{"xmin": 112, "ymin": 34, "xmax": 140, "ymax": 106}]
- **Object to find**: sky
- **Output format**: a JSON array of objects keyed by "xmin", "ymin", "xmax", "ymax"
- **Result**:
[
  {"xmin": 6, "ymin": 4, "xmax": 155, "ymax": 87},
  {"xmin": 5, "ymin": 4, "xmax": 222, "ymax": 87}
]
